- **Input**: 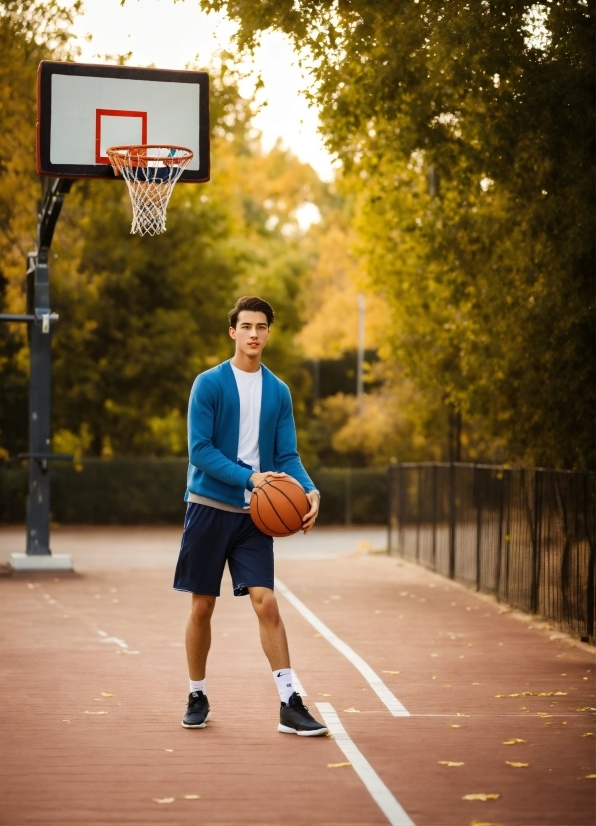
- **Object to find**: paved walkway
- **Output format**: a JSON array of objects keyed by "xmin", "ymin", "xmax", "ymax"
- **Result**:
[{"xmin": 0, "ymin": 525, "xmax": 594, "ymax": 825}]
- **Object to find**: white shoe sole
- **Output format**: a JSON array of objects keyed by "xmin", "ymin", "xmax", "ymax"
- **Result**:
[
  {"xmin": 181, "ymin": 711, "xmax": 211, "ymax": 728},
  {"xmin": 278, "ymin": 723, "xmax": 328, "ymax": 737}
]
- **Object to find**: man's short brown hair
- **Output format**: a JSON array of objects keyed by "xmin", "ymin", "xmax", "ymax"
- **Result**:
[{"xmin": 228, "ymin": 296, "xmax": 275, "ymax": 328}]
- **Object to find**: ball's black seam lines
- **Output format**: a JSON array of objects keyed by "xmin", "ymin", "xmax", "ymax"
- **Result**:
[
  {"xmin": 265, "ymin": 479, "xmax": 304, "ymax": 522},
  {"xmin": 254, "ymin": 491, "xmax": 287, "ymax": 536},
  {"xmin": 263, "ymin": 478, "xmax": 307, "ymax": 526},
  {"xmin": 257, "ymin": 484, "xmax": 293, "ymax": 533},
  {"xmin": 253, "ymin": 493, "xmax": 284, "ymax": 536},
  {"xmin": 259, "ymin": 484, "xmax": 293, "ymax": 533}
]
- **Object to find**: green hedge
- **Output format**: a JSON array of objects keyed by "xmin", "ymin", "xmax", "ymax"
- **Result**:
[{"xmin": 0, "ymin": 460, "xmax": 388, "ymax": 525}]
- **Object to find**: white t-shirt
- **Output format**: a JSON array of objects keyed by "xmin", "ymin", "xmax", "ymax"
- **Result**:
[{"xmin": 230, "ymin": 363, "xmax": 262, "ymax": 505}]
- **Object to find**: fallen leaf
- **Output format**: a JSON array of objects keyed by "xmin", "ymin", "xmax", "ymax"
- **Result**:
[
  {"xmin": 83, "ymin": 711, "xmax": 108, "ymax": 715},
  {"xmin": 506, "ymin": 761, "xmax": 529, "ymax": 768},
  {"xmin": 344, "ymin": 707, "xmax": 361, "ymax": 713},
  {"xmin": 583, "ymin": 732, "xmax": 595, "ymax": 737},
  {"xmin": 583, "ymin": 774, "xmax": 596, "ymax": 779},
  {"xmin": 456, "ymin": 713, "xmax": 469, "ymax": 717},
  {"xmin": 537, "ymin": 713, "xmax": 552, "ymax": 718},
  {"xmin": 449, "ymin": 724, "xmax": 461, "ymax": 728},
  {"xmin": 382, "ymin": 670, "xmax": 400, "ymax": 675},
  {"xmin": 577, "ymin": 707, "xmax": 591, "ymax": 711},
  {"xmin": 165, "ymin": 749, "xmax": 173, "ymax": 752},
  {"xmin": 153, "ymin": 798, "xmax": 175, "ymax": 804},
  {"xmin": 462, "ymin": 793, "xmax": 500, "ymax": 801},
  {"xmin": 536, "ymin": 691, "xmax": 567, "ymax": 697},
  {"xmin": 495, "ymin": 693, "xmax": 506, "ymax": 698},
  {"xmin": 439, "ymin": 761, "xmax": 464, "ymax": 767},
  {"xmin": 328, "ymin": 762, "xmax": 351, "ymax": 768},
  {"xmin": 101, "ymin": 693, "xmax": 113, "ymax": 697},
  {"xmin": 503, "ymin": 739, "xmax": 526, "ymax": 745},
  {"xmin": 184, "ymin": 794, "xmax": 200, "ymax": 799},
  {"xmin": 471, "ymin": 821, "xmax": 504, "ymax": 826},
  {"xmin": 62, "ymin": 719, "xmax": 70, "ymax": 723},
  {"xmin": 508, "ymin": 693, "xmax": 520, "ymax": 697},
  {"xmin": 472, "ymin": 682, "xmax": 483, "ymax": 685}
]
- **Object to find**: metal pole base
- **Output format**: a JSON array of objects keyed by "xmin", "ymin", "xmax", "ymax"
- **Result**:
[{"xmin": 10, "ymin": 553, "xmax": 73, "ymax": 572}]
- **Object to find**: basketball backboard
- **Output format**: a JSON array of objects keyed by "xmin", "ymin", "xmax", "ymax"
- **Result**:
[{"xmin": 37, "ymin": 61, "xmax": 209, "ymax": 182}]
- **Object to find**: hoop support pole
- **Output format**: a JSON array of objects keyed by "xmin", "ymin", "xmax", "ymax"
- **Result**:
[{"xmin": 0, "ymin": 178, "xmax": 74, "ymax": 558}]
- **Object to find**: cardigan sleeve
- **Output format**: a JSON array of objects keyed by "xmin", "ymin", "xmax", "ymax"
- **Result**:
[
  {"xmin": 188, "ymin": 373, "xmax": 253, "ymax": 490},
  {"xmin": 273, "ymin": 384, "xmax": 316, "ymax": 492}
]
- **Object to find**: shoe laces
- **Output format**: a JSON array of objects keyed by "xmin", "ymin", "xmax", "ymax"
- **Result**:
[{"xmin": 288, "ymin": 692, "xmax": 308, "ymax": 712}]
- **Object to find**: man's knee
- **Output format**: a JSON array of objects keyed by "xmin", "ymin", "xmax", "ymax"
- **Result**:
[
  {"xmin": 190, "ymin": 594, "xmax": 216, "ymax": 625},
  {"xmin": 250, "ymin": 588, "xmax": 280, "ymax": 623}
]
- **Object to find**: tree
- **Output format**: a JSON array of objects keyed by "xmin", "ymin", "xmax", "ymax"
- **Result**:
[{"xmin": 195, "ymin": 0, "xmax": 595, "ymax": 469}]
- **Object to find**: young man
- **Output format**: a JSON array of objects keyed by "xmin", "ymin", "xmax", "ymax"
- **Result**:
[{"xmin": 174, "ymin": 295, "xmax": 327, "ymax": 736}]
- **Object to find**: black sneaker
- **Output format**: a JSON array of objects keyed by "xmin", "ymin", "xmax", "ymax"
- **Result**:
[
  {"xmin": 181, "ymin": 691, "xmax": 211, "ymax": 728},
  {"xmin": 278, "ymin": 692, "xmax": 328, "ymax": 737}
]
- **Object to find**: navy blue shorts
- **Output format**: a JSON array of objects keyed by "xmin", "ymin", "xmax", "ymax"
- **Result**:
[{"xmin": 173, "ymin": 503, "xmax": 274, "ymax": 597}]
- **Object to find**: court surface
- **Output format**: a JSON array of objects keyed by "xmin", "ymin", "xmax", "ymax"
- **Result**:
[{"xmin": 0, "ymin": 525, "xmax": 594, "ymax": 826}]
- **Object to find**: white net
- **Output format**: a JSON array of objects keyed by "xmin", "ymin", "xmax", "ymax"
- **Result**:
[{"xmin": 106, "ymin": 145, "xmax": 194, "ymax": 236}]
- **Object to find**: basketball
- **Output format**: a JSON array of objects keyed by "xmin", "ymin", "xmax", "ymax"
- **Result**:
[{"xmin": 250, "ymin": 475, "xmax": 310, "ymax": 537}]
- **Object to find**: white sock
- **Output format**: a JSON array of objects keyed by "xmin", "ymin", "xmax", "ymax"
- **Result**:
[
  {"xmin": 273, "ymin": 668, "xmax": 294, "ymax": 704},
  {"xmin": 189, "ymin": 678, "xmax": 206, "ymax": 695}
]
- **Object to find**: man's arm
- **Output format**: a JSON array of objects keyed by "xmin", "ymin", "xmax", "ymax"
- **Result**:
[{"xmin": 188, "ymin": 374, "xmax": 253, "ymax": 490}]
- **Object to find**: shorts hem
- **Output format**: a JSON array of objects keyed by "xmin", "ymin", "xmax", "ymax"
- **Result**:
[
  {"xmin": 233, "ymin": 581, "xmax": 274, "ymax": 597},
  {"xmin": 173, "ymin": 586, "xmax": 221, "ymax": 596}
]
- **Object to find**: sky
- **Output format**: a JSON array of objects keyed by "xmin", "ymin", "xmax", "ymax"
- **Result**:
[{"xmin": 66, "ymin": 0, "xmax": 336, "ymax": 183}]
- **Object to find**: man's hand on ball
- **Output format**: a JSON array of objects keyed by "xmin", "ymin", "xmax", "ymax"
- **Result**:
[
  {"xmin": 249, "ymin": 471, "xmax": 286, "ymax": 492},
  {"xmin": 302, "ymin": 490, "xmax": 320, "ymax": 534}
]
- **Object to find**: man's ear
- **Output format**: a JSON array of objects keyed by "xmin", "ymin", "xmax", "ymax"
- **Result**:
[{"xmin": 229, "ymin": 326, "xmax": 237, "ymax": 340}]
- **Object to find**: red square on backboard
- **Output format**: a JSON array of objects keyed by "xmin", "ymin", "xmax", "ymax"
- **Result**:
[{"xmin": 95, "ymin": 109, "xmax": 148, "ymax": 164}]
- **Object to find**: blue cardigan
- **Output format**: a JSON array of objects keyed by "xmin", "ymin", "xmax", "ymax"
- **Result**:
[{"xmin": 185, "ymin": 360, "xmax": 315, "ymax": 508}]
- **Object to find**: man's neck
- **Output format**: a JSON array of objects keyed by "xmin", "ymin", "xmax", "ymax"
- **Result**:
[{"xmin": 231, "ymin": 352, "xmax": 261, "ymax": 373}]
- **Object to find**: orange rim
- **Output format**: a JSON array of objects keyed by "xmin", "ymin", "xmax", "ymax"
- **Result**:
[{"xmin": 106, "ymin": 144, "xmax": 193, "ymax": 168}]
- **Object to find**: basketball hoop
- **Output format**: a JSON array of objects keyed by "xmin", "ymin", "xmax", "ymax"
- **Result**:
[{"xmin": 106, "ymin": 145, "xmax": 194, "ymax": 236}]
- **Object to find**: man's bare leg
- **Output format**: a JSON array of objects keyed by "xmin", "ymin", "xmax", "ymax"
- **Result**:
[
  {"xmin": 249, "ymin": 586, "xmax": 328, "ymax": 735},
  {"xmin": 248, "ymin": 586, "xmax": 290, "ymax": 670},
  {"xmin": 186, "ymin": 593, "xmax": 216, "ymax": 680}
]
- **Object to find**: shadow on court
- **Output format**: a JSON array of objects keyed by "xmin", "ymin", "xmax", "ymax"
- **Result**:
[{"xmin": 0, "ymin": 524, "xmax": 594, "ymax": 826}]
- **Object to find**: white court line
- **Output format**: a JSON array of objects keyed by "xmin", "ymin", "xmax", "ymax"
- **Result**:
[
  {"xmin": 275, "ymin": 577, "xmax": 409, "ymax": 716},
  {"xmin": 291, "ymin": 669, "xmax": 307, "ymax": 696},
  {"xmin": 316, "ymin": 703, "xmax": 415, "ymax": 826}
]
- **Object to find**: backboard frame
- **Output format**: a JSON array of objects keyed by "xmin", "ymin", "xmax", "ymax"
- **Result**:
[{"xmin": 37, "ymin": 61, "xmax": 210, "ymax": 182}]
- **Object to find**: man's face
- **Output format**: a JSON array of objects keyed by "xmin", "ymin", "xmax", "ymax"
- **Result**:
[{"xmin": 229, "ymin": 310, "xmax": 270, "ymax": 358}]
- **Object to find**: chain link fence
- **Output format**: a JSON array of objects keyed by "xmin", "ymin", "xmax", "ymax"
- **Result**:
[{"xmin": 388, "ymin": 463, "xmax": 595, "ymax": 642}]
